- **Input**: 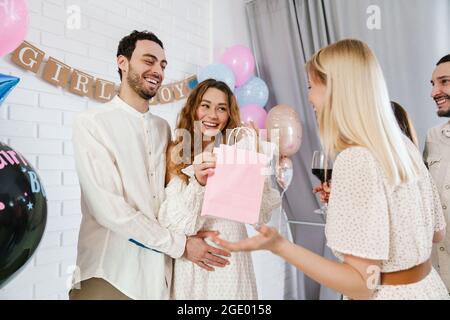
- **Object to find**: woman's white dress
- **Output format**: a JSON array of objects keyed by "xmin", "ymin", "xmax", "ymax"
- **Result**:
[
  {"xmin": 158, "ymin": 164, "xmax": 281, "ymax": 300},
  {"xmin": 325, "ymin": 143, "xmax": 449, "ymax": 300}
]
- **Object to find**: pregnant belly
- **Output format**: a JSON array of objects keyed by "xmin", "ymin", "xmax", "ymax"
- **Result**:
[{"xmin": 201, "ymin": 218, "xmax": 249, "ymax": 242}]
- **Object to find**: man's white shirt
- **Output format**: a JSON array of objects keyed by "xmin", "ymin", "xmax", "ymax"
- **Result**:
[
  {"xmin": 72, "ymin": 96, "xmax": 186, "ymax": 299},
  {"xmin": 424, "ymin": 120, "xmax": 450, "ymax": 291}
]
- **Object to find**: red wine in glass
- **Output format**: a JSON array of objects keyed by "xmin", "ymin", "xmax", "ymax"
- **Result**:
[
  {"xmin": 311, "ymin": 151, "xmax": 333, "ymax": 214},
  {"xmin": 312, "ymin": 169, "xmax": 333, "ymax": 183}
]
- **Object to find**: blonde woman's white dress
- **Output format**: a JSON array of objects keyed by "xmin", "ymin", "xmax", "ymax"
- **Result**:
[
  {"xmin": 158, "ymin": 164, "xmax": 281, "ymax": 300},
  {"xmin": 325, "ymin": 143, "xmax": 449, "ymax": 300}
]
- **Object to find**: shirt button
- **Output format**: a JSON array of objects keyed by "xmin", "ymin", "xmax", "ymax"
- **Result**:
[
  {"xmin": 153, "ymin": 196, "xmax": 156, "ymax": 199},
  {"xmin": 443, "ymin": 205, "xmax": 447, "ymax": 210},
  {"xmin": 150, "ymin": 173, "xmax": 154, "ymax": 177},
  {"xmin": 446, "ymin": 185, "xmax": 450, "ymax": 190},
  {"xmin": 440, "ymin": 247, "xmax": 445, "ymax": 252}
]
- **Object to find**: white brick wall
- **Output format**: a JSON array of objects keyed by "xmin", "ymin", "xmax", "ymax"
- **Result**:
[{"xmin": 0, "ymin": 0, "xmax": 211, "ymax": 300}]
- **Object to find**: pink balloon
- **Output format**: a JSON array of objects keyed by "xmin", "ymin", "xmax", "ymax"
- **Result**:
[
  {"xmin": 0, "ymin": 0, "xmax": 29, "ymax": 57},
  {"xmin": 266, "ymin": 105, "xmax": 302, "ymax": 157},
  {"xmin": 240, "ymin": 104, "xmax": 268, "ymax": 129},
  {"xmin": 221, "ymin": 45, "xmax": 255, "ymax": 88}
]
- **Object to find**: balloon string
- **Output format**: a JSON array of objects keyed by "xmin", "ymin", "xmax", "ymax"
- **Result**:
[{"xmin": 278, "ymin": 188, "xmax": 287, "ymax": 233}]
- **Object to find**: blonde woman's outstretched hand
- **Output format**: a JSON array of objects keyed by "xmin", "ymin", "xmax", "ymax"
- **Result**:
[{"xmin": 212, "ymin": 225, "xmax": 287, "ymax": 254}]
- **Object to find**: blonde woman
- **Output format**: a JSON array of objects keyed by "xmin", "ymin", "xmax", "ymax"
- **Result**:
[
  {"xmin": 214, "ymin": 39, "xmax": 449, "ymax": 300},
  {"xmin": 313, "ymin": 100, "xmax": 420, "ymax": 203},
  {"xmin": 158, "ymin": 79, "xmax": 280, "ymax": 299}
]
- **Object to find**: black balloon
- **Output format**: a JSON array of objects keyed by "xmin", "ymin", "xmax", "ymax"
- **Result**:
[{"xmin": 0, "ymin": 142, "xmax": 47, "ymax": 288}]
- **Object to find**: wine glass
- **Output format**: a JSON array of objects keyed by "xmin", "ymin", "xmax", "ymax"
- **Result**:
[{"xmin": 311, "ymin": 151, "xmax": 333, "ymax": 214}]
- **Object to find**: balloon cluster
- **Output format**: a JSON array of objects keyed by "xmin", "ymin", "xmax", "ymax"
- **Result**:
[
  {"xmin": 197, "ymin": 46, "xmax": 302, "ymax": 192},
  {"xmin": 198, "ymin": 45, "xmax": 269, "ymax": 129}
]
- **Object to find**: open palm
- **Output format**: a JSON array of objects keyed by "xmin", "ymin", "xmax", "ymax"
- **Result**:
[{"xmin": 213, "ymin": 225, "xmax": 284, "ymax": 253}]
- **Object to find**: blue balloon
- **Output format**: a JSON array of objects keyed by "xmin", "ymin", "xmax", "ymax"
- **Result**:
[
  {"xmin": 236, "ymin": 76, "xmax": 269, "ymax": 107},
  {"xmin": 187, "ymin": 78, "xmax": 198, "ymax": 90},
  {"xmin": 197, "ymin": 64, "xmax": 235, "ymax": 91},
  {"xmin": 0, "ymin": 73, "xmax": 20, "ymax": 106}
]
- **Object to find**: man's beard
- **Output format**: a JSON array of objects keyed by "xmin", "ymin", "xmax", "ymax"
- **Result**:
[
  {"xmin": 438, "ymin": 109, "xmax": 450, "ymax": 117},
  {"xmin": 127, "ymin": 66, "xmax": 157, "ymax": 100},
  {"xmin": 436, "ymin": 95, "xmax": 450, "ymax": 117}
]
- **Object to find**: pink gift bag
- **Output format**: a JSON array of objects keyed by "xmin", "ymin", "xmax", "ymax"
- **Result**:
[{"xmin": 200, "ymin": 128, "xmax": 268, "ymax": 224}]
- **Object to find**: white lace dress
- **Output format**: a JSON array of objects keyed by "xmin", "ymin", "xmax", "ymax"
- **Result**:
[
  {"xmin": 158, "ymin": 165, "xmax": 281, "ymax": 300},
  {"xmin": 325, "ymin": 144, "xmax": 449, "ymax": 300}
]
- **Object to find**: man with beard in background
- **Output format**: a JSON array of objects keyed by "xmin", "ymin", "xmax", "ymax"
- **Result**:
[
  {"xmin": 69, "ymin": 31, "xmax": 229, "ymax": 300},
  {"xmin": 424, "ymin": 54, "xmax": 450, "ymax": 294}
]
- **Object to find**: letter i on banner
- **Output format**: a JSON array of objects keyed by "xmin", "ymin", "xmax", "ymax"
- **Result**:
[{"xmin": 43, "ymin": 57, "xmax": 71, "ymax": 87}]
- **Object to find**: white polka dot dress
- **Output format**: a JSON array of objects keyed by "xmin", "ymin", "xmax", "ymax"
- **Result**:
[
  {"xmin": 325, "ymin": 143, "xmax": 449, "ymax": 300},
  {"xmin": 158, "ymin": 165, "xmax": 281, "ymax": 300}
]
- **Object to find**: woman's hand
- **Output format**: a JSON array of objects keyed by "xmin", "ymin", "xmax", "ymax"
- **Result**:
[
  {"xmin": 313, "ymin": 181, "xmax": 331, "ymax": 203},
  {"xmin": 193, "ymin": 150, "xmax": 216, "ymax": 186},
  {"xmin": 214, "ymin": 224, "xmax": 379, "ymax": 300},
  {"xmin": 212, "ymin": 225, "xmax": 287, "ymax": 254}
]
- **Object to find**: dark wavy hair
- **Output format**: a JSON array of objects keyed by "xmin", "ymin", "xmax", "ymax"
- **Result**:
[
  {"xmin": 116, "ymin": 30, "xmax": 164, "ymax": 80},
  {"xmin": 166, "ymin": 79, "xmax": 241, "ymax": 185},
  {"xmin": 391, "ymin": 101, "xmax": 419, "ymax": 147}
]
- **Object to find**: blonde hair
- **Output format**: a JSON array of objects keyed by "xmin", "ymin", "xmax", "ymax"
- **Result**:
[{"xmin": 305, "ymin": 39, "xmax": 421, "ymax": 185}]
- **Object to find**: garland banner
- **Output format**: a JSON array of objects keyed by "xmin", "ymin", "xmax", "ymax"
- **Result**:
[{"xmin": 10, "ymin": 41, "xmax": 198, "ymax": 104}]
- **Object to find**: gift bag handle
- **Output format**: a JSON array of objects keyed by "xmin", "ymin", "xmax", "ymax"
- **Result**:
[{"xmin": 226, "ymin": 127, "xmax": 258, "ymax": 151}]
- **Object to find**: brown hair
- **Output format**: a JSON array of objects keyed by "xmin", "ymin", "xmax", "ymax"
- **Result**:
[
  {"xmin": 391, "ymin": 101, "xmax": 419, "ymax": 147},
  {"xmin": 166, "ymin": 79, "xmax": 241, "ymax": 184}
]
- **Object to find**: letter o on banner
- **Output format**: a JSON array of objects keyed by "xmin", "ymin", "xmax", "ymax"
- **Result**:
[{"xmin": 157, "ymin": 86, "xmax": 175, "ymax": 104}]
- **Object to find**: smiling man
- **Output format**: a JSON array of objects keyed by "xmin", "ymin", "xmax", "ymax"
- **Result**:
[
  {"xmin": 70, "ymin": 31, "xmax": 229, "ymax": 300},
  {"xmin": 424, "ymin": 54, "xmax": 450, "ymax": 293}
]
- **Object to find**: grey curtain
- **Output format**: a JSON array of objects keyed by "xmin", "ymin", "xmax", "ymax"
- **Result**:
[
  {"xmin": 320, "ymin": 0, "xmax": 450, "ymax": 150},
  {"xmin": 246, "ymin": 0, "xmax": 450, "ymax": 300}
]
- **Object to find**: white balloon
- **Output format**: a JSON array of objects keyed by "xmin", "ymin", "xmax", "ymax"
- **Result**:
[{"xmin": 276, "ymin": 157, "xmax": 293, "ymax": 191}]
